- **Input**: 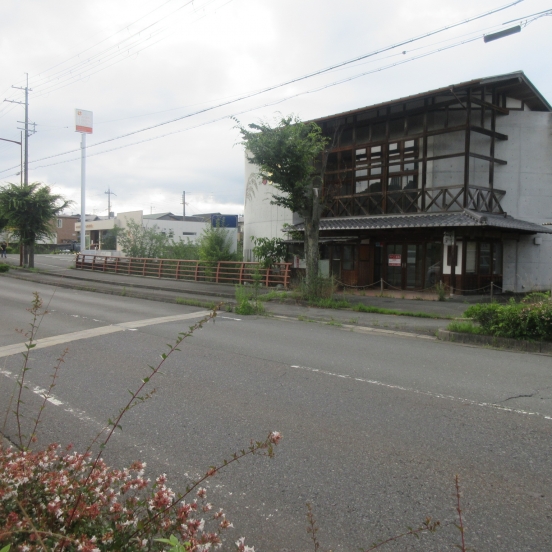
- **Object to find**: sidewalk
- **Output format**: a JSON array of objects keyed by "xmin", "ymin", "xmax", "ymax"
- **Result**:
[{"xmin": 1, "ymin": 258, "xmax": 472, "ymax": 336}]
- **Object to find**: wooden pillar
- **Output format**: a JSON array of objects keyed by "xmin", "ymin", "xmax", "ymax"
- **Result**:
[{"xmin": 463, "ymin": 89, "xmax": 472, "ymax": 208}]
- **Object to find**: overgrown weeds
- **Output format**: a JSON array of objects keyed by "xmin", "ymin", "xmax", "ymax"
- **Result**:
[
  {"xmin": 295, "ymin": 275, "xmax": 336, "ymax": 302},
  {"xmin": 235, "ymin": 269, "xmax": 265, "ymax": 315},
  {"xmin": 352, "ymin": 303, "xmax": 449, "ymax": 319},
  {"xmin": 447, "ymin": 320, "xmax": 484, "ymax": 334},
  {"xmin": 175, "ymin": 296, "xmax": 218, "ymax": 310}
]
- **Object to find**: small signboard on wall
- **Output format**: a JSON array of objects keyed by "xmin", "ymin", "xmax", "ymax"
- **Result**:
[
  {"xmin": 388, "ymin": 254, "xmax": 401, "ymax": 267},
  {"xmin": 443, "ymin": 231, "xmax": 455, "ymax": 246}
]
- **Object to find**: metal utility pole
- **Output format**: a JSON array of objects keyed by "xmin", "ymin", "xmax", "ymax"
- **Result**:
[
  {"xmin": 105, "ymin": 188, "xmax": 116, "ymax": 218},
  {"xmin": 181, "ymin": 191, "xmax": 186, "ymax": 218},
  {"xmin": 5, "ymin": 74, "xmax": 31, "ymax": 185}
]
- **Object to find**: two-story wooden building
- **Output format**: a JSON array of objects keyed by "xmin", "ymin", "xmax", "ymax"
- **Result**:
[{"xmin": 243, "ymin": 72, "xmax": 552, "ymax": 294}]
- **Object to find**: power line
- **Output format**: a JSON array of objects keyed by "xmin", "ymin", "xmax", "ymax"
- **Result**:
[
  {"xmin": 30, "ymin": 0, "xmax": 232, "ymax": 98},
  {"xmin": 0, "ymin": 29, "xmax": 502, "ymax": 179},
  {"xmin": 0, "ymin": 0, "xmax": 525, "ymax": 175}
]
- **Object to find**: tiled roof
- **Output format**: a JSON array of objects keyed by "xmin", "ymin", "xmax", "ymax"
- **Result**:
[{"xmin": 295, "ymin": 210, "xmax": 552, "ymax": 234}]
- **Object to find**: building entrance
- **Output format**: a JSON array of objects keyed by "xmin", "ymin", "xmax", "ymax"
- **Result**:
[{"xmin": 383, "ymin": 242, "xmax": 442, "ymax": 291}]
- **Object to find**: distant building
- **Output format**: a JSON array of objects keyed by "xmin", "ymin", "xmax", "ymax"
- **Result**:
[{"xmin": 244, "ymin": 71, "xmax": 552, "ymax": 293}]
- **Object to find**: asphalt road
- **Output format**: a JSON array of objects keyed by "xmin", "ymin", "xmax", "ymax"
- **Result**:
[{"xmin": 1, "ymin": 277, "xmax": 551, "ymax": 551}]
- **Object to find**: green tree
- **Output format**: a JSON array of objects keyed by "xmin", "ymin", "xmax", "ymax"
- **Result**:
[
  {"xmin": 250, "ymin": 236, "xmax": 287, "ymax": 268},
  {"xmin": 0, "ymin": 182, "xmax": 71, "ymax": 268},
  {"xmin": 197, "ymin": 224, "xmax": 235, "ymax": 262},
  {"xmin": 236, "ymin": 115, "xmax": 329, "ymax": 297},
  {"xmin": 163, "ymin": 238, "xmax": 200, "ymax": 260},
  {"xmin": 116, "ymin": 220, "xmax": 172, "ymax": 258}
]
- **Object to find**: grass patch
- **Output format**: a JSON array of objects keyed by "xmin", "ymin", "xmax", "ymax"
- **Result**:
[
  {"xmin": 309, "ymin": 298, "xmax": 352, "ymax": 309},
  {"xmin": 258, "ymin": 290, "xmax": 290, "ymax": 302},
  {"xmin": 326, "ymin": 318, "xmax": 343, "ymax": 327},
  {"xmin": 447, "ymin": 321, "xmax": 484, "ymax": 334},
  {"xmin": 175, "ymin": 297, "xmax": 217, "ymax": 309},
  {"xmin": 352, "ymin": 303, "xmax": 451, "ymax": 319},
  {"xmin": 297, "ymin": 315, "xmax": 316, "ymax": 322}
]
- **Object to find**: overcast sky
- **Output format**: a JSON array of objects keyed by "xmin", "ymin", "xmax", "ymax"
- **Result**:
[{"xmin": 0, "ymin": 0, "xmax": 550, "ymax": 217}]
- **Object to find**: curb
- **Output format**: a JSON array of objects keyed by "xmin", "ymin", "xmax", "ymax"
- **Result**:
[{"xmin": 437, "ymin": 329, "xmax": 552, "ymax": 356}]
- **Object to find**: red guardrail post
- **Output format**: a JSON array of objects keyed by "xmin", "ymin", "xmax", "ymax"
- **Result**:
[
  {"xmin": 239, "ymin": 262, "xmax": 245, "ymax": 285},
  {"xmin": 283, "ymin": 263, "xmax": 290, "ymax": 288},
  {"xmin": 158, "ymin": 259, "xmax": 163, "ymax": 278}
]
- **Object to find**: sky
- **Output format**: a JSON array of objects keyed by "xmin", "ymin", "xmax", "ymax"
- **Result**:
[{"xmin": 0, "ymin": 0, "xmax": 550, "ymax": 218}]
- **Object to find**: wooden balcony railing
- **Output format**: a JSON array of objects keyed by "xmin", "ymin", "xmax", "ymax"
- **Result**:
[
  {"xmin": 75, "ymin": 255, "xmax": 291, "ymax": 288},
  {"xmin": 324, "ymin": 185, "xmax": 506, "ymax": 217}
]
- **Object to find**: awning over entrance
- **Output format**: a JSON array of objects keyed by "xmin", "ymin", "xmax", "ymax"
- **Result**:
[{"xmin": 295, "ymin": 209, "xmax": 552, "ymax": 234}]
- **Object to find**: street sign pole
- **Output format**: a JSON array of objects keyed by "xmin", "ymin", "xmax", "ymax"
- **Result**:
[
  {"xmin": 75, "ymin": 109, "xmax": 93, "ymax": 252},
  {"xmin": 80, "ymin": 132, "xmax": 86, "ymax": 253}
]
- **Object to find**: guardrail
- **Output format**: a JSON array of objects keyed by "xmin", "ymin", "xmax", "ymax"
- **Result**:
[{"xmin": 75, "ymin": 255, "xmax": 291, "ymax": 288}]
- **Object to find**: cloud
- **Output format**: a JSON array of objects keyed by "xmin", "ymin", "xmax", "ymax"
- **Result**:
[{"xmin": 1, "ymin": 0, "xmax": 551, "ymax": 217}]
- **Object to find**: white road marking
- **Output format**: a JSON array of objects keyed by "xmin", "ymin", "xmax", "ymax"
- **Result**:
[
  {"xmin": 273, "ymin": 316, "xmax": 437, "ymax": 340},
  {"xmin": 290, "ymin": 364, "xmax": 552, "ymax": 422},
  {"xmin": 0, "ymin": 311, "xmax": 210, "ymax": 359},
  {"xmin": 2, "ymin": 368, "xmax": 109, "ymax": 429}
]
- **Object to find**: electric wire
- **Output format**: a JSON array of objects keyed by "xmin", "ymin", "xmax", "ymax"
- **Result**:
[
  {"xmin": 0, "ymin": 0, "xmax": 528, "ymax": 174},
  {"xmin": 31, "ymin": 0, "xmax": 232, "ymax": 98},
  {"xmin": 0, "ymin": 30, "xmax": 494, "ymax": 179},
  {"xmin": 0, "ymin": 0, "xmax": 232, "ymax": 117}
]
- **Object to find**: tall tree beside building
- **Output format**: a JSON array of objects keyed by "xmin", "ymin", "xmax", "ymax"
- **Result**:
[
  {"xmin": 237, "ymin": 115, "xmax": 329, "ymax": 298},
  {"xmin": 0, "ymin": 182, "xmax": 71, "ymax": 267}
]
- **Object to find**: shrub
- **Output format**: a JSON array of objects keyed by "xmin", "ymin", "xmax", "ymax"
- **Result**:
[
  {"xmin": 464, "ymin": 298, "xmax": 552, "ymax": 341},
  {"xmin": 198, "ymin": 225, "xmax": 236, "ymax": 263},
  {"xmin": 0, "ymin": 263, "xmax": 9, "ymax": 273}
]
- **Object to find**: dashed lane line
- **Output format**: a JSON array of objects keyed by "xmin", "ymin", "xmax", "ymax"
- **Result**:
[
  {"xmin": 0, "ymin": 311, "xmax": 211, "ymax": 359},
  {"xmin": 290, "ymin": 364, "xmax": 552, "ymax": 422}
]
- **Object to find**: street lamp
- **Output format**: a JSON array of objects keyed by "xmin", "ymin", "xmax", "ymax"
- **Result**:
[{"xmin": 483, "ymin": 25, "xmax": 521, "ymax": 42}]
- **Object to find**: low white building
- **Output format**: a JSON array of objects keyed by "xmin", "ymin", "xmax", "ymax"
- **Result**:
[{"xmin": 76, "ymin": 210, "xmax": 239, "ymax": 255}]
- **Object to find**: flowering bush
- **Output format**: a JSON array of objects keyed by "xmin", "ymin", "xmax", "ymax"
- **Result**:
[
  {"xmin": 0, "ymin": 436, "xmax": 280, "ymax": 551},
  {"xmin": 1, "ymin": 293, "xmax": 282, "ymax": 550}
]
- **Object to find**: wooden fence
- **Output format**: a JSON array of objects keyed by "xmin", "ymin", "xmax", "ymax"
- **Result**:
[{"xmin": 75, "ymin": 254, "xmax": 291, "ymax": 288}]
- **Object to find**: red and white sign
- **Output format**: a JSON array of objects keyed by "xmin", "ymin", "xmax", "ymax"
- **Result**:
[
  {"xmin": 388, "ymin": 254, "xmax": 401, "ymax": 267},
  {"xmin": 75, "ymin": 109, "xmax": 93, "ymax": 134}
]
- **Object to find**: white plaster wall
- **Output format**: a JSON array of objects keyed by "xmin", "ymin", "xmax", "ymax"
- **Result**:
[
  {"xmin": 503, "ymin": 235, "xmax": 552, "ymax": 293},
  {"xmin": 243, "ymin": 158, "xmax": 298, "ymax": 261},
  {"xmin": 142, "ymin": 218, "xmax": 209, "ymax": 244},
  {"xmin": 495, "ymin": 110, "xmax": 552, "ymax": 292}
]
